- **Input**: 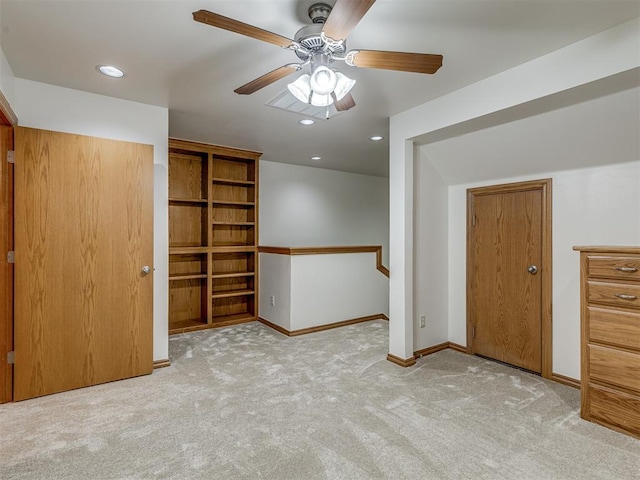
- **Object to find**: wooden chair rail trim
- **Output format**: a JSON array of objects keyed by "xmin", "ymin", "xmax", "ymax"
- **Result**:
[
  {"xmin": 572, "ymin": 246, "xmax": 640, "ymax": 254},
  {"xmin": 258, "ymin": 313, "xmax": 388, "ymax": 337},
  {"xmin": 259, "ymin": 245, "xmax": 390, "ymax": 278}
]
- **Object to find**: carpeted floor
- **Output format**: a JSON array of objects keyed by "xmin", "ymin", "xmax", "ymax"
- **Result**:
[{"xmin": 0, "ymin": 320, "xmax": 639, "ymax": 479}]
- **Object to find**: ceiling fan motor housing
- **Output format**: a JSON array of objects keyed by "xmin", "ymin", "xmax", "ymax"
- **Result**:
[
  {"xmin": 293, "ymin": 3, "xmax": 346, "ymax": 61},
  {"xmin": 308, "ymin": 3, "xmax": 332, "ymax": 23}
]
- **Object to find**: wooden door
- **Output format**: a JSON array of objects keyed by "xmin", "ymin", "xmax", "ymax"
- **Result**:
[
  {"xmin": 0, "ymin": 125, "xmax": 13, "ymax": 404},
  {"xmin": 14, "ymin": 127, "xmax": 154, "ymax": 401},
  {"xmin": 467, "ymin": 179, "xmax": 552, "ymax": 375}
]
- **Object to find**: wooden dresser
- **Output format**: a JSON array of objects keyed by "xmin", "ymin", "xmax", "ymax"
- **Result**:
[{"xmin": 573, "ymin": 246, "xmax": 640, "ymax": 438}]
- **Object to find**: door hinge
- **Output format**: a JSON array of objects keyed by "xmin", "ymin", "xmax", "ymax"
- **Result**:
[
  {"xmin": 6, "ymin": 150, "xmax": 14, "ymax": 164},
  {"xmin": 7, "ymin": 251, "xmax": 14, "ymax": 264},
  {"xmin": 7, "ymin": 351, "xmax": 14, "ymax": 364},
  {"xmin": 472, "ymin": 326, "xmax": 476, "ymax": 339}
]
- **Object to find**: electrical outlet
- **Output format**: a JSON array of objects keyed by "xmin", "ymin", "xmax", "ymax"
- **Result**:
[
  {"xmin": 420, "ymin": 315, "xmax": 426, "ymax": 328},
  {"xmin": 270, "ymin": 295, "xmax": 275, "ymax": 306}
]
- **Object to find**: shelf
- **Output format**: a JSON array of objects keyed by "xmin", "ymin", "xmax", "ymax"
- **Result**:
[
  {"xmin": 210, "ymin": 245, "xmax": 255, "ymax": 250},
  {"xmin": 210, "ymin": 313, "xmax": 256, "ymax": 326},
  {"xmin": 213, "ymin": 155, "xmax": 257, "ymax": 164},
  {"xmin": 169, "ymin": 274, "xmax": 207, "ymax": 281},
  {"xmin": 211, "ymin": 272, "xmax": 255, "ymax": 279},
  {"xmin": 212, "ymin": 177, "xmax": 255, "ymax": 186},
  {"xmin": 212, "ymin": 289, "xmax": 254, "ymax": 299},
  {"xmin": 211, "ymin": 200, "xmax": 255, "ymax": 206},
  {"xmin": 210, "ymin": 244, "xmax": 256, "ymax": 251},
  {"xmin": 212, "ymin": 221, "xmax": 255, "ymax": 226},
  {"xmin": 169, "ymin": 318, "xmax": 210, "ymax": 335},
  {"xmin": 169, "ymin": 246, "xmax": 210, "ymax": 254},
  {"xmin": 169, "ymin": 197, "xmax": 207, "ymax": 204}
]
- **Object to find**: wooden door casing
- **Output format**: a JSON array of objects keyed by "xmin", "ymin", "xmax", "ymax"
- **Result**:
[
  {"xmin": 0, "ymin": 125, "xmax": 13, "ymax": 404},
  {"xmin": 467, "ymin": 179, "xmax": 552, "ymax": 377},
  {"xmin": 14, "ymin": 127, "xmax": 154, "ymax": 401}
]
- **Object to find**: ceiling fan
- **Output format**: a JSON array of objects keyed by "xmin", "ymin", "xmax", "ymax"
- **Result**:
[{"xmin": 193, "ymin": 0, "xmax": 443, "ymax": 112}]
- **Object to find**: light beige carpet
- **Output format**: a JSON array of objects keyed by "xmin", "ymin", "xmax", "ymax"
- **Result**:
[{"xmin": 1, "ymin": 320, "xmax": 639, "ymax": 479}]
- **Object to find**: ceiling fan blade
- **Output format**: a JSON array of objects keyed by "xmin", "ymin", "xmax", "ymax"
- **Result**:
[
  {"xmin": 234, "ymin": 64, "xmax": 300, "ymax": 95},
  {"xmin": 332, "ymin": 93, "xmax": 356, "ymax": 112},
  {"xmin": 349, "ymin": 50, "xmax": 443, "ymax": 74},
  {"xmin": 322, "ymin": 0, "xmax": 376, "ymax": 41},
  {"xmin": 193, "ymin": 10, "xmax": 293, "ymax": 48}
]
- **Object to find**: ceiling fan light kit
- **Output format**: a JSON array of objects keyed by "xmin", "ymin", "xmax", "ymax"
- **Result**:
[
  {"xmin": 333, "ymin": 71, "xmax": 356, "ymax": 101},
  {"xmin": 193, "ymin": 0, "xmax": 443, "ymax": 115},
  {"xmin": 287, "ymin": 54, "xmax": 356, "ymax": 107},
  {"xmin": 289, "ymin": 77, "xmax": 333, "ymax": 107},
  {"xmin": 288, "ymin": 74, "xmax": 312, "ymax": 103},
  {"xmin": 309, "ymin": 65, "xmax": 337, "ymax": 95}
]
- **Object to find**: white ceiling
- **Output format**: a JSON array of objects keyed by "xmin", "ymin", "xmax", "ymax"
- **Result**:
[{"xmin": 1, "ymin": 0, "xmax": 639, "ymax": 177}]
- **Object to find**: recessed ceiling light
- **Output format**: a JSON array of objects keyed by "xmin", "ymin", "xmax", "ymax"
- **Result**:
[
  {"xmin": 310, "ymin": 156, "xmax": 322, "ymax": 161},
  {"xmin": 369, "ymin": 135, "xmax": 384, "ymax": 141},
  {"xmin": 97, "ymin": 65, "xmax": 125, "ymax": 78},
  {"xmin": 299, "ymin": 119, "xmax": 315, "ymax": 126}
]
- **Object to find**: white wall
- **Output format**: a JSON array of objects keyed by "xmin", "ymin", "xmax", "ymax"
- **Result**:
[
  {"xmin": 259, "ymin": 160, "xmax": 390, "ymax": 264},
  {"xmin": 0, "ymin": 47, "xmax": 15, "ymax": 107},
  {"xmin": 413, "ymin": 149, "xmax": 449, "ymax": 350},
  {"xmin": 13, "ymin": 79, "xmax": 170, "ymax": 362},
  {"xmin": 258, "ymin": 253, "xmax": 292, "ymax": 331},
  {"xmin": 448, "ymin": 183, "xmax": 467, "ymax": 346},
  {"xmin": 259, "ymin": 251, "xmax": 389, "ymax": 331},
  {"xmin": 445, "ymin": 161, "xmax": 640, "ymax": 379},
  {"xmin": 290, "ymin": 253, "xmax": 389, "ymax": 329}
]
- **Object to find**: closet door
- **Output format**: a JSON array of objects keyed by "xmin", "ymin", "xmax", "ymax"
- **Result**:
[{"xmin": 14, "ymin": 127, "xmax": 154, "ymax": 401}]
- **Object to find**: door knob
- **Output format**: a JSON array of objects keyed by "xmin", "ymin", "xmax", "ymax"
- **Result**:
[
  {"xmin": 527, "ymin": 265, "xmax": 538, "ymax": 274},
  {"xmin": 141, "ymin": 265, "xmax": 151, "ymax": 275}
]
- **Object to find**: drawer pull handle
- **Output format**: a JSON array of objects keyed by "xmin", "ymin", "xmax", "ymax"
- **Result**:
[
  {"xmin": 615, "ymin": 293, "xmax": 637, "ymax": 300},
  {"xmin": 615, "ymin": 266, "xmax": 638, "ymax": 273}
]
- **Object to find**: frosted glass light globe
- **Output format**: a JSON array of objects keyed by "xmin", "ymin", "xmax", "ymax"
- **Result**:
[
  {"xmin": 309, "ymin": 66, "xmax": 338, "ymax": 95},
  {"xmin": 288, "ymin": 74, "xmax": 311, "ymax": 103}
]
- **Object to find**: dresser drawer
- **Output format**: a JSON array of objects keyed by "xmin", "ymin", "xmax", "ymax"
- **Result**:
[
  {"xmin": 588, "ymin": 255, "xmax": 640, "ymax": 281},
  {"xmin": 589, "ymin": 307, "xmax": 640, "ymax": 351},
  {"xmin": 588, "ymin": 281, "xmax": 640, "ymax": 310},
  {"xmin": 589, "ymin": 344, "xmax": 640, "ymax": 393},
  {"xmin": 588, "ymin": 384, "xmax": 640, "ymax": 437}
]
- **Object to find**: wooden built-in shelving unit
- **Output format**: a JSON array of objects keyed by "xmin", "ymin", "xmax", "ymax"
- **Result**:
[{"xmin": 168, "ymin": 138, "xmax": 261, "ymax": 335}]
